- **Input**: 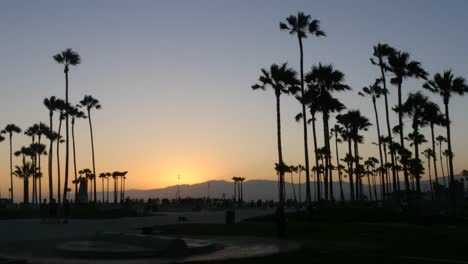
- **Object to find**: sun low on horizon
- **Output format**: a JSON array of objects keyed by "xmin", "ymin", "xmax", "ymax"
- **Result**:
[{"xmin": 1, "ymin": 0, "xmax": 468, "ymax": 202}]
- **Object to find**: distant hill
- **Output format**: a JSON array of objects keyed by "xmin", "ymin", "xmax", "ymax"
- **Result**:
[{"xmin": 125, "ymin": 175, "xmax": 463, "ymax": 201}]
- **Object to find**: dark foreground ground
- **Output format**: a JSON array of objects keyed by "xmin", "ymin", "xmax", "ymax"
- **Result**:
[{"xmin": 155, "ymin": 207, "xmax": 468, "ymax": 264}]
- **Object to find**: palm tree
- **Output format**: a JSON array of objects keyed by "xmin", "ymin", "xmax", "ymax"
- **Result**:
[
  {"xmin": 13, "ymin": 161, "xmax": 35, "ymax": 205},
  {"xmin": 0, "ymin": 134, "xmax": 4, "ymax": 197},
  {"xmin": 232, "ymin": 177, "xmax": 238, "ymax": 201},
  {"xmin": 331, "ymin": 125, "xmax": 345, "ymax": 201},
  {"xmin": 387, "ymin": 51, "xmax": 428, "ymax": 192},
  {"xmin": 305, "ymin": 64, "xmax": 350, "ymax": 201},
  {"xmin": 371, "ymin": 43, "xmax": 398, "ymax": 192},
  {"xmin": 2, "ymin": 124, "xmax": 22, "ymax": 202},
  {"xmin": 336, "ymin": 112, "xmax": 355, "ymax": 200},
  {"xmin": 238, "ymin": 177, "xmax": 245, "ymax": 202},
  {"xmin": 359, "ymin": 79, "xmax": 387, "ymax": 199},
  {"xmin": 24, "ymin": 124, "xmax": 39, "ymax": 204},
  {"xmin": 44, "ymin": 96, "xmax": 58, "ymax": 202},
  {"xmin": 364, "ymin": 157, "xmax": 379, "ymax": 200},
  {"xmin": 252, "ymin": 63, "xmax": 299, "ymax": 235},
  {"xmin": 54, "ymin": 98, "xmax": 67, "ymax": 205},
  {"xmin": 297, "ymin": 164, "xmax": 305, "ymax": 203},
  {"xmin": 423, "ymin": 71, "xmax": 468, "ymax": 192},
  {"xmin": 30, "ymin": 143, "xmax": 46, "ymax": 205},
  {"xmin": 436, "ymin": 135, "xmax": 448, "ymax": 186},
  {"xmin": 280, "ymin": 12, "xmax": 325, "ymax": 205},
  {"xmin": 53, "ymin": 48, "xmax": 81, "ymax": 204},
  {"xmin": 69, "ymin": 106, "xmax": 87, "ymax": 200},
  {"xmin": 119, "ymin": 171, "xmax": 128, "ymax": 203},
  {"xmin": 349, "ymin": 110, "xmax": 372, "ymax": 199},
  {"xmin": 105, "ymin": 172, "xmax": 111, "ymax": 202},
  {"xmin": 423, "ymin": 148, "xmax": 434, "ymax": 198},
  {"xmin": 422, "ymin": 101, "xmax": 445, "ymax": 187},
  {"xmin": 36, "ymin": 123, "xmax": 49, "ymax": 204},
  {"xmin": 112, "ymin": 171, "xmax": 119, "ymax": 203},
  {"xmin": 399, "ymin": 92, "xmax": 430, "ymax": 193},
  {"xmin": 99, "ymin": 173, "xmax": 106, "ymax": 202},
  {"xmin": 288, "ymin": 165, "xmax": 298, "ymax": 202},
  {"xmin": 79, "ymin": 95, "xmax": 102, "ymax": 203}
]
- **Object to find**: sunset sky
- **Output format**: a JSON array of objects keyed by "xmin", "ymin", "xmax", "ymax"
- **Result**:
[{"xmin": 1, "ymin": 1, "xmax": 468, "ymax": 201}]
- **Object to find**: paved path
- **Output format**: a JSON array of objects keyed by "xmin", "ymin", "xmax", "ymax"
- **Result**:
[{"xmin": 0, "ymin": 208, "xmax": 274, "ymax": 242}]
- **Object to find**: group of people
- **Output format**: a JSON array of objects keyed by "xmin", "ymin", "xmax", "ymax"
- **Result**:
[{"xmin": 40, "ymin": 199, "xmax": 71, "ymax": 224}]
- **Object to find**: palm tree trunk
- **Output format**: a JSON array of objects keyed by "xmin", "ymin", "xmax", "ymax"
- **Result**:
[
  {"xmin": 347, "ymin": 136, "xmax": 354, "ymax": 200},
  {"xmin": 275, "ymin": 95, "xmax": 285, "ymax": 209},
  {"xmin": 367, "ymin": 173, "xmax": 372, "ymax": 201},
  {"xmin": 324, "ymin": 115, "xmax": 334, "ymax": 201},
  {"xmin": 106, "ymin": 177, "xmax": 109, "ymax": 203},
  {"xmin": 64, "ymin": 70, "xmax": 70, "ymax": 204},
  {"xmin": 427, "ymin": 155, "xmax": 433, "ymax": 199},
  {"xmin": 373, "ymin": 98, "xmax": 386, "ymax": 200},
  {"xmin": 383, "ymin": 142, "xmax": 390, "ymax": 194},
  {"xmin": 322, "ymin": 115, "xmax": 329, "ymax": 201},
  {"xmin": 311, "ymin": 114, "xmax": 321, "ymax": 201},
  {"xmin": 57, "ymin": 114, "xmax": 63, "ymax": 206},
  {"xmin": 440, "ymin": 142, "xmax": 446, "ymax": 187},
  {"xmin": 430, "ymin": 124, "xmax": 439, "ymax": 185},
  {"xmin": 380, "ymin": 61, "xmax": 397, "ymax": 193},
  {"xmin": 87, "ymin": 110, "xmax": 97, "ymax": 203},
  {"xmin": 397, "ymin": 81, "xmax": 410, "ymax": 192},
  {"xmin": 444, "ymin": 103, "xmax": 455, "ymax": 193},
  {"xmin": 335, "ymin": 132, "xmax": 344, "ymax": 202},
  {"xmin": 298, "ymin": 36, "xmax": 311, "ymax": 205},
  {"xmin": 298, "ymin": 171, "xmax": 302, "ymax": 203},
  {"xmin": 354, "ymin": 139, "xmax": 362, "ymax": 199},
  {"xmin": 102, "ymin": 178, "xmax": 105, "ymax": 202},
  {"xmin": 38, "ymin": 136, "xmax": 42, "ymax": 204},
  {"xmin": 72, "ymin": 118, "xmax": 78, "ymax": 202},
  {"xmin": 9, "ymin": 134, "xmax": 13, "ymax": 203},
  {"xmin": 48, "ymin": 112, "xmax": 54, "ymax": 202},
  {"xmin": 414, "ymin": 126, "xmax": 421, "ymax": 194}
]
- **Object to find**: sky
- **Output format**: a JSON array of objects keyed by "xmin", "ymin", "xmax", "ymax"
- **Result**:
[{"xmin": 1, "ymin": 0, "xmax": 468, "ymax": 201}]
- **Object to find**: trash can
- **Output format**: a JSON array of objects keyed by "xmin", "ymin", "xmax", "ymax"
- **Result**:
[{"xmin": 226, "ymin": 210, "xmax": 235, "ymax": 224}]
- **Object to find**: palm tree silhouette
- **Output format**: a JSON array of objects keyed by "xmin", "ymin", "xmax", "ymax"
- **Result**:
[
  {"xmin": 297, "ymin": 164, "xmax": 305, "ymax": 203},
  {"xmin": 288, "ymin": 165, "xmax": 298, "ymax": 202},
  {"xmin": 105, "ymin": 172, "xmax": 111, "ymax": 203},
  {"xmin": 399, "ymin": 92, "xmax": 430, "ymax": 193},
  {"xmin": 436, "ymin": 135, "xmax": 447, "ymax": 186},
  {"xmin": 336, "ymin": 112, "xmax": 355, "ymax": 200},
  {"xmin": 232, "ymin": 177, "xmax": 238, "ymax": 201},
  {"xmin": 54, "ymin": 98, "xmax": 67, "ymax": 205},
  {"xmin": 13, "ymin": 160, "xmax": 35, "ymax": 205},
  {"xmin": 371, "ymin": 43, "xmax": 398, "ymax": 192},
  {"xmin": 252, "ymin": 63, "xmax": 299, "ymax": 228},
  {"xmin": 30, "ymin": 143, "xmax": 46, "ymax": 204},
  {"xmin": 0, "ymin": 134, "xmax": 4, "ymax": 197},
  {"xmin": 423, "ymin": 71, "xmax": 468, "ymax": 192},
  {"xmin": 44, "ymin": 96, "xmax": 58, "ymax": 202},
  {"xmin": 359, "ymin": 79, "xmax": 387, "ymax": 199},
  {"xmin": 99, "ymin": 173, "xmax": 106, "ymax": 202},
  {"xmin": 69, "ymin": 105, "xmax": 87, "ymax": 200},
  {"xmin": 331, "ymin": 125, "xmax": 345, "ymax": 201},
  {"xmin": 306, "ymin": 64, "xmax": 350, "ymax": 201},
  {"xmin": 36, "ymin": 123, "xmax": 49, "ymax": 203},
  {"xmin": 280, "ymin": 12, "xmax": 325, "ymax": 205},
  {"xmin": 79, "ymin": 95, "xmax": 102, "ymax": 203},
  {"xmin": 387, "ymin": 51, "xmax": 427, "ymax": 192},
  {"xmin": 423, "ymin": 148, "xmax": 434, "ymax": 198},
  {"xmin": 2, "ymin": 124, "xmax": 22, "ymax": 202},
  {"xmin": 112, "ymin": 171, "xmax": 120, "ymax": 204},
  {"xmin": 53, "ymin": 48, "xmax": 81, "ymax": 204},
  {"xmin": 24, "ymin": 124, "xmax": 39, "ymax": 204}
]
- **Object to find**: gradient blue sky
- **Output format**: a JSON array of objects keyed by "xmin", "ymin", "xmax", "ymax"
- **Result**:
[{"xmin": 1, "ymin": 1, "xmax": 468, "ymax": 199}]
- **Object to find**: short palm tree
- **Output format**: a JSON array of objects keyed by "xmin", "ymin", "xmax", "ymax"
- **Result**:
[
  {"xmin": 13, "ymin": 161, "xmax": 35, "ymax": 205},
  {"xmin": 280, "ymin": 12, "xmax": 325, "ymax": 205},
  {"xmin": 80, "ymin": 95, "xmax": 102, "ymax": 203},
  {"xmin": 436, "ymin": 135, "xmax": 448, "ymax": 186},
  {"xmin": 36, "ymin": 123, "xmax": 49, "ymax": 203},
  {"xmin": 2, "ymin": 124, "xmax": 22, "ymax": 202},
  {"xmin": 69, "ymin": 105, "xmax": 87, "ymax": 200},
  {"xmin": 336, "ymin": 112, "xmax": 355, "ymax": 200},
  {"xmin": 106, "ymin": 172, "xmax": 112, "ymax": 202},
  {"xmin": 53, "ymin": 48, "xmax": 81, "ymax": 204},
  {"xmin": 387, "ymin": 51, "xmax": 428, "ymax": 192},
  {"xmin": 54, "ymin": 98, "xmax": 67, "ymax": 205},
  {"xmin": 331, "ymin": 125, "xmax": 345, "ymax": 201},
  {"xmin": 423, "ymin": 70, "xmax": 468, "ymax": 190},
  {"xmin": 423, "ymin": 148, "xmax": 434, "ymax": 197}
]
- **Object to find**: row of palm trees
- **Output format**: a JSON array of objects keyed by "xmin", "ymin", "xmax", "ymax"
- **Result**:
[
  {"xmin": 72, "ymin": 170, "xmax": 128, "ymax": 204},
  {"xmin": 232, "ymin": 176, "xmax": 245, "ymax": 202},
  {"xmin": 252, "ymin": 12, "xmax": 468, "ymax": 208},
  {"xmin": 0, "ymin": 48, "xmax": 122, "ymax": 205}
]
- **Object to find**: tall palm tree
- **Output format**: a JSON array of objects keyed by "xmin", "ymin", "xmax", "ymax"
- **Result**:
[
  {"xmin": 280, "ymin": 12, "xmax": 325, "ymax": 205},
  {"xmin": 422, "ymin": 101, "xmax": 446, "ymax": 187},
  {"xmin": 36, "ymin": 123, "xmax": 49, "ymax": 204},
  {"xmin": 99, "ymin": 173, "xmax": 106, "ymax": 203},
  {"xmin": 305, "ymin": 64, "xmax": 350, "ymax": 201},
  {"xmin": 436, "ymin": 135, "xmax": 448, "ymax": 186},
  {"xmin": 371, "ymin": 43, "xmax": 398, "ymax": 192},
  {"xmin": 2, "ymin": 124, "xmax": 22, "ymax": 202},
  {"xmin": 232, "ymin": 177, "xmax": 238, "ymax": 201},
  {"xmin": 44, "ymin": 96, "xmax": 58, "ymax": 202},
  {"xmin": 106, "ymin": 172, "xmax": 112, "ymax": 203},
  {"xmin": 252, "ymin": 63, "xmax": 299, "ymax": 236},
  {"xmin": 30, "ymin": 143, "xmax": 46, "ymax": 204},
  {"xmin": 24, "ymin": 124, "xmax": 39, "ymax": 204},
  {"xmin": 387, "ymin": 51, "xmax": 428, "ymax": 192},
  {"xmin": 112, "ymin": 171, "xmax": 119, "ymax": 204},
  {"xmin": 69, "ymin": 106, "xmax": 87, "ymax": 200},
  {"xmin": 297, "ymin": 164, "xmax": 305, "ymax": 203},
  {"xmin": 423, "ymin": 71, "xmax": 468, "ymax": 192},
  {"xmin": 53, "ymin": 48, "xmax": 81, "ymax": 204},
  {"xmin": 399, "ymin": 92, "xmax": 430, "ymax": 193},
  {"xmin": 79, "ymin": 95, "xmax": 102, "ymax": 203},
  {"xmin": 359, "ymin": 79, "xmax": 387, "ymax": 199},
  {"xmin": 0, "ymin": 134, "xmax": 4, "ymax": 197}
]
